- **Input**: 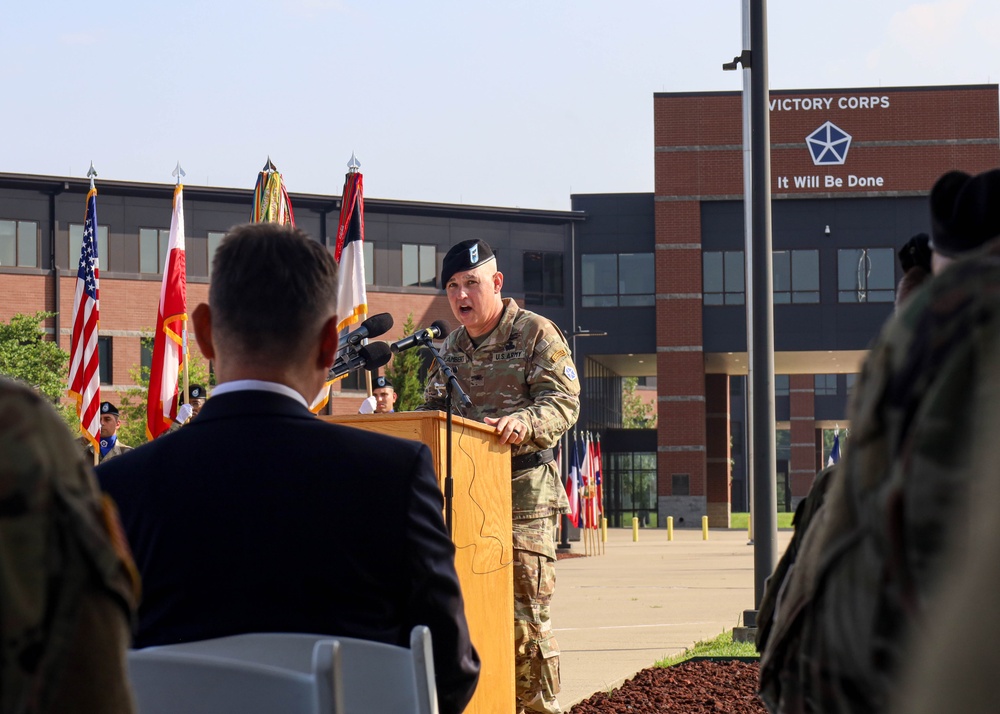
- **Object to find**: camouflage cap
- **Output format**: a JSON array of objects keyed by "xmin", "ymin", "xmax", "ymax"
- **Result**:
[
  {"xmin": 441, "ymin": 239, "xmax": 496, "ymax": 288},
  {"xmin": 929, "ymin": 168, "xmax": 1000, "ymax": 258}
]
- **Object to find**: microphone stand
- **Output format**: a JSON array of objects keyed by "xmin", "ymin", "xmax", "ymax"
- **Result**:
[{"xmin": 423, "ymin": 339, "xmax": 472, "ymax": 537}]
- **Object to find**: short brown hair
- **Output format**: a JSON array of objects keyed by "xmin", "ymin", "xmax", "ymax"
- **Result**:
[{"xmin": 209, "ymin": 223, "xmax": 338, "ymax": 366}]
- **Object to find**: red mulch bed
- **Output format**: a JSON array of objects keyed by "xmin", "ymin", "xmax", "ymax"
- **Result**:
[{"xmin": 569, "ymin": 660, "xmax": 766, "ymax": 714}]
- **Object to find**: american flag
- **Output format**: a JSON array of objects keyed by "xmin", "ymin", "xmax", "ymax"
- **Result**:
[{"xmin": 67, "ymin": 187, "xmax": 101, "ymax": 449}]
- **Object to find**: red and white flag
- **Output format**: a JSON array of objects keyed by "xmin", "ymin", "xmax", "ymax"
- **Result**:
[
  {"xmin": 581, "ymin": 434, "xmax": 597, "ymax": 528},
  {"xmin": 67, "ymin": 187, "xmax": 101, "ymax": 450},
  {"xmin": 146, "ymin": 184, "xmax": 187, "ymax": 439},
  {"xmin": 334, "ymin": 167, "xmax": 367, "ymax": 335},
  {"xmin": 566, "ymin": 436, "xmax": 582, "ymax": 527}
]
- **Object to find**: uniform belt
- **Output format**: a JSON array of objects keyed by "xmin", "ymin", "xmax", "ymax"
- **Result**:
[{"xmin": 511, "ymin": 448, "xmax": 555, "ymax": 473}]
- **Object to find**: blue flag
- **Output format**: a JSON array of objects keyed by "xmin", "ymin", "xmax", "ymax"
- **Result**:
[{"xmin": 827, "ymin": 429, "xmax": 841, "ymax": 467}]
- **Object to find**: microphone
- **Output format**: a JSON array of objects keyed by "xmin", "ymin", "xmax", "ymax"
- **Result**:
[
  {"xmin": 338, "ymin": 312, "xmax": 394, "ymax": 349},
  {"xmin": 329, "ymin": 341, "xmax": 393, "ymax": 380},
  {"xmin": 390, "ymin": 320, "xmax": 450, "ymax": 354}
]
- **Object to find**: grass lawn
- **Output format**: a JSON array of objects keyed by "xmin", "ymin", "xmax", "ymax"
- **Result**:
[
  {"xmin": 730, "ymin": 512, "xmax": 795, "ymax": 530},
  {"xmin": 656, "ymin": 630, "xmax": 758, "ymax": 667}
]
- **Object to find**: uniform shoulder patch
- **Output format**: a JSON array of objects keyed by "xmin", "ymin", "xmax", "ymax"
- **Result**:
[{"xmin": 564, "ymin": 365, "xmax": 577, "ymax": 381}]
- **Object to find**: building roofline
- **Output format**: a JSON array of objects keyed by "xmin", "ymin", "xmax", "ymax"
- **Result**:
[
  {"xmin": 0, "ymin": 172, "xmax": 587, "ymax": 225},
  {"xmin": 654, "ymin": 83, "xmax": 998, "ymax": 99}
]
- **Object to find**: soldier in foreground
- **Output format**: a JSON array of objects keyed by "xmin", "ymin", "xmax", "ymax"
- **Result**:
[
  {"xmin": 0, "ymin": 377, "xmax": 138, "ymax": 713},
  {"xmin": 420, "ymin": 239, "xmax": 580, "ymax": 714},
  {"xmin": 758, "ymin": 168, "xmax": 1000, "ymax": 713}
]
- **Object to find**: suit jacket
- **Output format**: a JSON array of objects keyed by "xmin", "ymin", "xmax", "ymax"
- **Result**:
[{"xmin": 98, "ymin": 389, "xmax": 480, "ymax": 714}]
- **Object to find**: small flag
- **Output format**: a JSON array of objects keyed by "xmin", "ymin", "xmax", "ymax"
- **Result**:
[
  {"xmin": 827, "ymin": 428, "xmax": 841, "ymax": 467},
  {"xmin": 594, "ymin": 436, "xmax": 604, "ymax": 519},
  {"xmin": 566, "ymin": 436, "xmax": 581, "ymax": 527},
  {"xmin": 146, "ymin": 183, "xmax": 188, "ymax": 439},
  {"xmin": 67, "ymin": 186, "xmax": 101, "ymax": 450}
]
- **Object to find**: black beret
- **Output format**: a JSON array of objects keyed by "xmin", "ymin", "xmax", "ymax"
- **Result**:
[
  {"xmin": 100, "ymin": 401, "xmax": 119, "ymax": 416},
  {"xmin": 929, "ymin": 168, "xmax": 1000, "ymax": 258},
  {"xmin": 180, "ymin": 385, "xmax": 206, "ymax": 404},
  {"xmin": 440, "ymin": 239, "xmax": 496, "ymax": 289},
  {"xmin": 374, "ymin": 376, "xmax": 393, "ymax": 390},
  {"xmin": 898, "ymin": 233, "xmax": 932, "ymax": 273}
]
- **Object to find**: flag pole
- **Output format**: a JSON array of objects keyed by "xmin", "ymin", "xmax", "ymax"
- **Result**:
[
  {"xmin": 346, "ymin": 153, "xmax": 373, "ymax": 399},
  {"xmin": 174, "ymin": 162, "xmax": 190, "ymax": 411},
  {"xmin": 87, "ymin": 161, "xmax": 99, "ymax": 466}
]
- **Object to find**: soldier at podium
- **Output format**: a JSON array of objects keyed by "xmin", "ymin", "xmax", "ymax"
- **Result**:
[{"xmin": 420, "ymin": 239, "xmax": 580, "ymax": 714}]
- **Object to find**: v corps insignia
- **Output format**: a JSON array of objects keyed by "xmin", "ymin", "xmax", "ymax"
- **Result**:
[{"xmin": 564, "ymin": 365, "xmax": 577, "ymax": 381}]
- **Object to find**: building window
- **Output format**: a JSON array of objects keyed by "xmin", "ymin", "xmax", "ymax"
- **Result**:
[
  {"xmin": 773, "ymin": 249, "xmax": 819, "ymax": 303},
  {"xmin": 139, "ymin": 228, "xmax": 171, "ymax": 274},
  {"xmin": 846, "ymin": 373, "xmax": 858, "ymax": 394},
  {"xmin": 402, "ymin": 244, "xmax": 436, "ymax": 288},
  {"xmin": 815, "ymin": 374, "xmax": 837, "ymax": 396},
  {"xmin": 207, "ymin": 231, "xmax": 226, "ymax": 277},
  {"xmin": 703, "ymin": 251, "xmax": 745, "ymax": 305},
  {"xmin": 69, "ymin": 224, "xmax": 110, "ymax": 272},
  {"xmin": 774, "ymin": 374, "xmax": 789, "ymax": 397},
  {"xmin": 838, "ymin": 248, "xmax": 894, "ymax": 303},
  {"xmin": 97, "ymin": 336, "xmax": 113, "ymax": 385},
  {"xmin": 140, "ymin": 339, "xmax": 154, "ymax": 373},
  {"xmin": 671, "ymin": 473, "xmax": 690, "ymax": 496},
  {"xmin": 523, "ymin": 251, "xmax": 564, "ymax": 306},
  {"xmin": 363, "ymin": 241, "xmax": 374, "ymax": 285},
  {"xmin": 581, "ymin": 252, "xmax": 654, "ymax": 307},
  {"xmin": 0, "ymin": 220, "xmax": 40, "ymax": 267}
]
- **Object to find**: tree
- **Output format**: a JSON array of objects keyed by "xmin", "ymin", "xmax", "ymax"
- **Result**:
[
  {"xmin": 384, "ymin": 313, "xmax": 427, "ymax": 412},
  {"xmin": 622, "ymin": 376, "xmax": 657, "ymax": 429},
  {"xmin": 116, "ymin": 332, "xmax": 213, "ymax": 447},
  {"xmin": 0, "ymin": 312, "xmax": 69, "ymax": 401}
]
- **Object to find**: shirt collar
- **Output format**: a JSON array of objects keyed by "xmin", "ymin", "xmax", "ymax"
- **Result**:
[{"xmin": 211, "ymin": 380, "xmax": 309, "ymax": 409}]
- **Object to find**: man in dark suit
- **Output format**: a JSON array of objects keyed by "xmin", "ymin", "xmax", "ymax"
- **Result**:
[{"xmin": 98, "ymin": 223, "xmax": 479, "ymax": 714}]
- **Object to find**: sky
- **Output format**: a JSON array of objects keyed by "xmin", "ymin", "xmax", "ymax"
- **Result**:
[{"xmin": 3, "ymin": 0, "xmax": 1000, "ymax": 210}]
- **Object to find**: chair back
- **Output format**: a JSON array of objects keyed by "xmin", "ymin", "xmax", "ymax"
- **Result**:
[
  {"xmin": 128, "ymin": 640, "xmax": 340, "ymax": 714},
  {"xmin": 133, "ymin": 626, "xmax": 437, "ymax": 714}
]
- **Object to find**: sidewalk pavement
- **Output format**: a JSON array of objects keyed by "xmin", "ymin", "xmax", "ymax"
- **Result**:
[{"xmin": 552, "ymin": 526, "xmax": 794, "ymax": 707}]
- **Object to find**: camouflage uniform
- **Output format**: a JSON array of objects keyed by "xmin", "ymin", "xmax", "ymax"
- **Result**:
[
  {"xmin": 0, "ymin": 378, "xmax": 139, "ymax": 714},
  {"xmin": 421, "ymin": 297, "xmax": 580, "ymax": 714},
  {"xmin": 758, "ymin": 238, "xmax": 1000, "ymax": 714}
]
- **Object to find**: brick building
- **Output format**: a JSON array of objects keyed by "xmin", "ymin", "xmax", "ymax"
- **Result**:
[
  {"xmin": 569, "ymin": 83, "xmax": 999, "ymax": 527},
  {"xmin": 2, "ymin": 83, "xmax": 997, "ymax": 528}
]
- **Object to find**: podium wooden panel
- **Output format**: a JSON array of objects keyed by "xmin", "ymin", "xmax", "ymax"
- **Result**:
[{"xmin": 319, "ymin": 411, "xmax": 514, "ymax": 714}]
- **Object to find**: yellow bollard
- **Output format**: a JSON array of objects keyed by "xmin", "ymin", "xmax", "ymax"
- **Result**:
[
  {"xmin": 702, "ymin": 515, "xmax": 709, "ymax": 540},
  {"xmin": 632, "ymin": 517, "xmax": 639, "ymax": 542},
  {"xmin": 667, "ymin": 516, "xmax": 674, "ymax": 541},
  {"xmin": 747, "ymin": 511, "xmax": 752, "ymax": 539},
  {"xmin": 601, "ymin": 517, "xmax": 607, "ymax": 543}
]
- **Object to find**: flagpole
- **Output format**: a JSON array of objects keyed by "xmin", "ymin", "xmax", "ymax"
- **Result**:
[
  {"xmin": 174, "ymin": 162, "xmax": 191, "ymax": 413},
  {"xmin": 89, "ymin": 161, "xmax": 99, "ymax": 468},
  {"xmin": 87, "ymin": 161, "xmax": 99, "ymax": 467}
]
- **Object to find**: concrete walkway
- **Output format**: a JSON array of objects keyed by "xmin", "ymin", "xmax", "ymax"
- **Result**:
[{"xmin": 552, "ymin": 527, "xmax": 793, "ymax": 707}]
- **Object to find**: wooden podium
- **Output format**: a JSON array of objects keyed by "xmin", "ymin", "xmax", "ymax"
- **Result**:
[{"xmin": 319, "ymin": 411, "xmax": 514, "ymax": 714}]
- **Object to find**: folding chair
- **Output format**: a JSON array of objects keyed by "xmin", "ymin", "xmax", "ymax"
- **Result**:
[
  {"xmin": 128, "ymin": 639, "xmax": 340, "ymax": 714},
  {"xmin": 133, "ymin": 625, "xmax": 438, "ymax": 714}
]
